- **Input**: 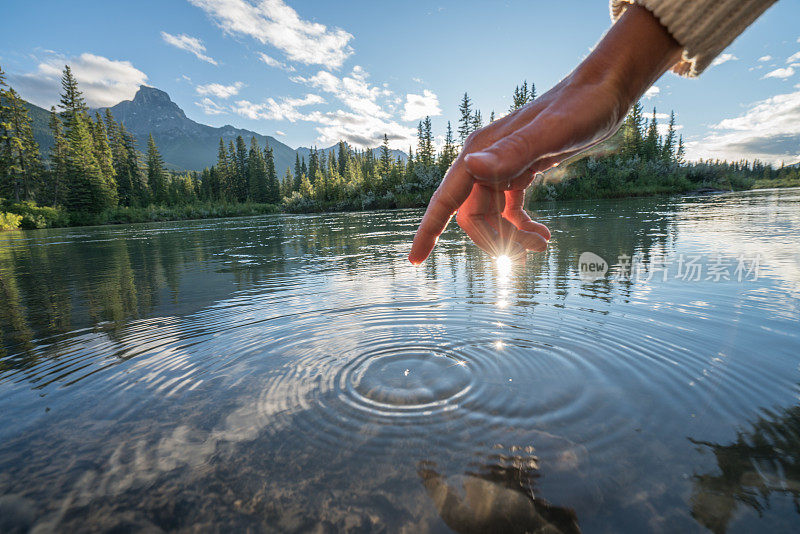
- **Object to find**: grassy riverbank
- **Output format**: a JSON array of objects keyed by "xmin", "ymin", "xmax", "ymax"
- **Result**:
[
  {"xmin": 4, "ymin": 178, "xmax": 800, "ymax": 232},
  {"xmin": 0, "ymin": 200, "xmax": 280, "ymax": 230}
]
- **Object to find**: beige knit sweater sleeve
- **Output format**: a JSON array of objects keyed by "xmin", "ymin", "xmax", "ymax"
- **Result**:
[{"xmin": 610, "ymin": 0, "xmax": 778, "ymax": 77}]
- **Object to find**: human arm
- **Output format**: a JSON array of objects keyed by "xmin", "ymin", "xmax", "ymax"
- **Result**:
[{"xmin": 407, "ymin": 5, "xmax": 685, "ymax": 264}]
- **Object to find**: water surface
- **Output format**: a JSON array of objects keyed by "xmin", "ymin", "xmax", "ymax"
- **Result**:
[{"xmin": 1, "ymin": 189, "xmax": 799, "ymax": 532}]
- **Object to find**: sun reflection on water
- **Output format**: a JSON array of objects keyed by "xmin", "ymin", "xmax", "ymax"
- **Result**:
[{"xmin": 496, "ymin": 255, "xmax": 512, "ymax": 278}]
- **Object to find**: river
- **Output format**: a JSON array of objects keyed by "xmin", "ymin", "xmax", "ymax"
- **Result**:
[{"xmin": 1, "ymin": 188, "xmax": 799, "ymax": 532}]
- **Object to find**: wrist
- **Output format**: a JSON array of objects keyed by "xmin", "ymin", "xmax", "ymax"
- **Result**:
[{"xmin": 571, "ymin": 4, "xmax": 681, "ymax": 120}]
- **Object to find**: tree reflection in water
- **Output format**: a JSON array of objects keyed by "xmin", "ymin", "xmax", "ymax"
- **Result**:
[{"xmin": 690, "ymin": 403, "xmax": 800, "ymax": 533}]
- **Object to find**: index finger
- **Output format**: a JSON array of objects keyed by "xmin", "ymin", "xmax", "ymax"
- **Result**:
[{"xmin": 408, "ymin": 158, "xmax": 474, "ymax": 265}]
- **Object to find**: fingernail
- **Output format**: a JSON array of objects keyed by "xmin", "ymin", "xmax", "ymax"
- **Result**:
[{"xmin": 465, "ymin": 151, "xmax": 497, "ymax": 166}]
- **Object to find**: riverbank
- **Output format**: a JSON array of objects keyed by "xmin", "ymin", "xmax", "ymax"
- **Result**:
[
  {"xmin": 0, "ymin": 200, "xmax": 280, "ymax": 231},
  {"xmin": 2, "ymin": 181, "xmax": 799, "ymax": 232}
]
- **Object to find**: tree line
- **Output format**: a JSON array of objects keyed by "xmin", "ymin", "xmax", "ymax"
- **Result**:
[{"xmin": 3, "ymin": 65, "xmax": 799, "ymax": 230}]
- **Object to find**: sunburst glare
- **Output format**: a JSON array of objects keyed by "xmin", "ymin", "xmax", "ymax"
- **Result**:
[{"xmin": 496, "ymin": 255, "xmax": 512, "ymax": 278}]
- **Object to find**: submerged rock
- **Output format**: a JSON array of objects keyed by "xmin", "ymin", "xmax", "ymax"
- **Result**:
[{"xmin": 418, "ymin": 466, "xmax": 580, "ymax": 534}]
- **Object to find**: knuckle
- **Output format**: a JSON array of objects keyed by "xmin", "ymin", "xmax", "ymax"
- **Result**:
[
  {"xmin": 497, "ymin": 134, "xmax": 530, "ymax": 158},
  {"xmin": 464, "ymin": 130, "xmax": 488, "ymax": 150}
]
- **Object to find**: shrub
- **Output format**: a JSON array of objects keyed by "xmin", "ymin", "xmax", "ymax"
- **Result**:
[
  {"xmin": 0, "ymin": 200, "xmax": 70, "ymax": 229},
  {"xmin": 0, "ymin": 212, "xmax": 22, "ymax": 231}
]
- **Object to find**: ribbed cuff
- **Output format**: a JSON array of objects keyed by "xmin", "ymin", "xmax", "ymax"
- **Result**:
[{"xmin": 611, "ymin": 0, "xmax": 777, "ymax": 77}]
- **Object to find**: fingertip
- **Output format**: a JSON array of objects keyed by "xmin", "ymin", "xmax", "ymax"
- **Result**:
[{"xmin": 408, "ymin": 246, "xmax": 430, "ymax": 265}]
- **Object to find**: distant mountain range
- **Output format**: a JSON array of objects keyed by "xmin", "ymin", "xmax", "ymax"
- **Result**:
[{"xmin": 24, "ymin": 85, "xmax": 406, "ymax": 174}]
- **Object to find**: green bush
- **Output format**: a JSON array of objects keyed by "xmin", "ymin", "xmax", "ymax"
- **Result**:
[
  {"xmin": 0, "ymin": 200, "xmax": 70, "ymax": 229},
  {"xmin": 0, "ymin": 212, "xmax": 23, "ymax": 231}
]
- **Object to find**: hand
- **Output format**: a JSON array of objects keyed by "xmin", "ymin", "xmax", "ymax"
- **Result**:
[{"xmin": 408, "ymin": 4, "xmax": 682, "ymax": 265}]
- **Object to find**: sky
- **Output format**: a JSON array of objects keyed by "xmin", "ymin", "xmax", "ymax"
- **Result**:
[{"xmin": 1, "ymin": 0, "xmax": 799, "ymax": 164}]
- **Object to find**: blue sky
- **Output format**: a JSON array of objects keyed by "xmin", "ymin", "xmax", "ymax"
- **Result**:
[{"xmin": 1, "ymin": 0, "xmax": 798, "ymax": 164}]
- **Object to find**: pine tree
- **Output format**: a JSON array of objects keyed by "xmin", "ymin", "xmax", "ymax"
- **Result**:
[
  {"xmin": 48, "ymin": 106, "xmax": 68, "ymax": 206},
  {"xmin": 121, "ymin": 129, "xmax": 145, "ymax": 204},
  {"xmin": 55, "ymin": 66, "xmax": 116, "ymax": 212},
  {"xmin": 379, "ymin": 133, "xmax": 392, "ymax": 177},
  {"xmin": 417, "ymin": 117, "xmax": 434, "ymax": 167},
  {"xmin": 676, "ymin": 135, "xmax": 686, "ymax": 165},
  {"xmin": 0, "ymin": 65, "xmax": 8, "ymax": 194},
  {"xmin": 471, "ymin": 110, "xmax": 483, "ymax": 131},
  {"xmin": 234, "ymin": 135, "xmax": 248, "ymax": 202},
  {"xmin": 91, "ymin": 112, "xmax": 118, "ymax": 205},
  {"xmin": 644, "ymin": 108, "xmax": 660, "ymax": 161},
  {"xmin": 294, "ymin": 153, "xmax": 302, "ymax": 188},
  {"xmin": 216, "ymin": 139, "xmax": 230, "ymax": 200},
  {"xmin": 298, "ymin": 173, "xmax": 314, "ymax": 198},
  {"xmin": 0, "ymin": 87, "xmax": 41, "ymax": 202},
  {"xmin": 337, "ymin": 141, "xmax": 348, "ymax": 177},
  {"xmin": 439, "ymin": 121, "xmax": 457, "ymax": 174},
  {"xmin": 510, "ymin": 80, "xmax": 533, "ymax": 112},
  {"xmin": 104, "ymin": 109, "xmax": 141, "ymax": 206},
  {"xmin": 622, "ymin": 101, "xmax": 645, "ymax": 158},
  {"xmin": 63, "ymin": 114, "xmax": 111, "ymax": 212},
  {"xmin": 58, "ymin": 66, "xmax": 87, "ymax": 124},
  {"xmin": 229, "ymin": 140, "xmax": 239, "ymax": 199},
  {"xmin": 208, "ymin": 166, "xmax": 222, "ymax": 201},
  {"xmin": 661, "ymin": 110, "xmax": 677, "ymax": 162},
  {"xmin": 457, "ymin": 92, "xmax": 472, "ymax": 144},
  {"xmin": 281, "ymin": 167, "xmax": 294, "ymax": 198},
  {"xmin": 247, "ymin": 137, "xmax": 268, "ymax": 202},
  {"xmin": 489, "ymin": 111, "xmax": 495, "ymax": 123},
  {"xmin": 265, "ymin": 142, "xmax": 279, "ymax": 203},
  {"xmin": 306, "ymin": 147, "xmax": 318, "ymax": 184},
  {"xmin": 146, "ymin": 134, "xmax": 168, "ymax": 205}
]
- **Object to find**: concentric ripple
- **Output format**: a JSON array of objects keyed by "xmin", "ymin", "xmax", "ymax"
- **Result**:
[{"xmin": 344, "ymin": 348, "xmax": 473, "ymax": 414}]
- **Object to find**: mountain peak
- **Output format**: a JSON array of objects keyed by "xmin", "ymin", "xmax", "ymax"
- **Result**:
[{"xmin": 132, "ymin": 85, "xmax": 174, "ymax": 105}]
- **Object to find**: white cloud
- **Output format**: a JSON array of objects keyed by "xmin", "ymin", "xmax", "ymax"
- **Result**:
[
  {"xmin": 11, "ymin": 52, "xmax": 148, "ymax": 108},
  {"xmin": 643, "ymin": 85, "xmax": 660, "ymax": 99},
  {"xmin": 758, "ymin": 55, "xmax": 773, "ymax": 62},
  {"xmin": 196, "ymin": 97, "xmax": 227, "ymax": 115},
  {"xmin": 257, "ymin": 52, "xmax": 294, "ymax": 71},
  {"xmin": 656, "ymin": 123, "xmax": 683, "ymax": 137},
  {"xmin": 161, "ymin": 32, "xmax": 217, "ymax": 65},
  {"xmin": 787, "ymin": 51, "xmax": 800, "ymax": 64},
  {"xmin": 401, "ymin": 90, "xmax": 442, "ymax": 121},
  {"xmin": 189, "ymin": 0, "xmax": 353, "ymax": 67},
  {"xmin": 291, "ymin": 66, "xmax": 392, "ymax": 118},
  {"xmin": 711, "ymin": 53, "xmax": 738, "ymax": 67},
  {"xmin": 283, "ymin": 66, "xmax": 416, "ymax": 148},
  {"xmin": 275, "ymin": 130, "xmax": 286, "ymax": 136},
  {"xmin": 304, "ymin": 110, "xmax": 417, "ymax": 149},
  {"xmin": 686, "ymin": 88, "xmax": 800, "ymax": 165},
  {"xmin": 233, "ymin": 93, "xmax": 324, "ymax": 122},
  {"xmin": 196, "ymin": 81, "xmax": 244, "ymax": 98},
  {"xmin": 763, "ymin": 67, "xmax": 795, "ymax": 79}
]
